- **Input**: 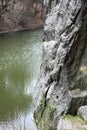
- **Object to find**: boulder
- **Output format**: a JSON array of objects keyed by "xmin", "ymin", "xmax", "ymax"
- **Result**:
[{"xmin": 77, "ymin": 106, "xmax": 87, "ymax": 121}]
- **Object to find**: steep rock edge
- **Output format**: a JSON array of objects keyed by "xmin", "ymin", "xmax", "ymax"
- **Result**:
[
  {"xmin": 34, "ymin": 0, "xmax": 87, "ymax": 130},
  {"xmin": 0, "ymin": 0, "xmax": 45, "ymax": 32}
]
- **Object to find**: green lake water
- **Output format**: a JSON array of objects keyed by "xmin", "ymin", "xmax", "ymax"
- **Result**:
[{"xmin": 0, "ymin": 29, "xmax": 43, "ymax": 130}]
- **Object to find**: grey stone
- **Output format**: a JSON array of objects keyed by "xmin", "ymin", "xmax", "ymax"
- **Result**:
[
  {"xmin": 77, "ymin": 106, "xmax": 87, "ymax": 121},
  {"xmin": 67, "ymin": 89, "xmax": 87, "ymax": 115},
  {"xmin": 57, "ymin": 119, "xmax": 73, "ymax": 130},
  {"xmin": 34, "ymin": 0, "xmax": 87, "ymax": 129},
  {"xmin": 57, "ymin": 118, "xmax": 87, "ymax": 130}
]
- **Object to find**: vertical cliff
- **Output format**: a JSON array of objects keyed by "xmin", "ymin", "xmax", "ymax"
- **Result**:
[
  {"xmin": 34, "ymin": 0, "xmax": 87, "ymax": 129},
  {"xmin": 0, "ymin": 0, "xmax": 44, "ymax": 32}
]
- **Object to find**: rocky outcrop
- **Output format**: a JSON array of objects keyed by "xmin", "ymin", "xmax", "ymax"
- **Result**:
[
  {"xmin": 34, "ymin": 0, "xmax": 87, "ymax": 130},
  {"xmin": 0, "ymin": 0, "xmax": 45, "ymax": 32},
  {"xmin": 67, "ymin": 89, "xmax": 87, "ymax": 115}
]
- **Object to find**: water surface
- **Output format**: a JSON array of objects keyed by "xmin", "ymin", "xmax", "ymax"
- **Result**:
[{"xmin": 0, "ymin": 29, "xmax": 43, "ymax": 130}]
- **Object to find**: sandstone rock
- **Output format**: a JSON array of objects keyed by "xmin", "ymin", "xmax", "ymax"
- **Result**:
[{"xmin": 77, "ymin": 106, "xmax": 87, "ymax": 121}]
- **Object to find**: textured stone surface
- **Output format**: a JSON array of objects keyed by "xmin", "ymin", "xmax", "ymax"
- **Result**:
[
  {"xmin": 34, "ymin": 0, "xmax": 87, "ymax": 129},
  {"xmin": 67, "ymin": 89, "xmax": 87, "ymax": 115},
  {"xmin": 0, "ymin": 0, "xmax": 45, "ymax": 32},
  {"xmin": 78, "ymin": 106, "xmax": 87, "ymax": 121},
  {"xmin": 57, "ymin": 118, "xmax": 87, "ymax": 130}
]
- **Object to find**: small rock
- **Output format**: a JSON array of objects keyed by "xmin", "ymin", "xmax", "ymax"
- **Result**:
[{"xmin": 77, "ymin": 106, "xmax": 87, "ymax": 121}]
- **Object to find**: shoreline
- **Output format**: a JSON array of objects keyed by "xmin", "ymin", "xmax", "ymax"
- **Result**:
[{"xmin": 0, "ymin": 26, "xmax": 44, "ymax": 35}]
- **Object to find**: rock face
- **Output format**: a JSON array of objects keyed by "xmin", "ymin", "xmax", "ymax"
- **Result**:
[
  {"xmin": 0, "ymin": 0, "xmax": 44, "ymax": 32},
  {"xmin": 78, "ymin": 106, "xmax": 87, "ymax": 121},
  {"xmin": 34, "ymin": 0, "xmax": 87, "ymax": 130}
]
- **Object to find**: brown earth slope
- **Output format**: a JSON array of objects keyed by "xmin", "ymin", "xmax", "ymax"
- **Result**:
[{"xmin": 0, "ymin": 0, "xmax": 45, "ymax": 32}]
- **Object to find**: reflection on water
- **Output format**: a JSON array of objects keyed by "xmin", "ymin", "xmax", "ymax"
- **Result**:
[{"xmin": 0, "ymin": 29, "xmax": 43, "ymax": 130}]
